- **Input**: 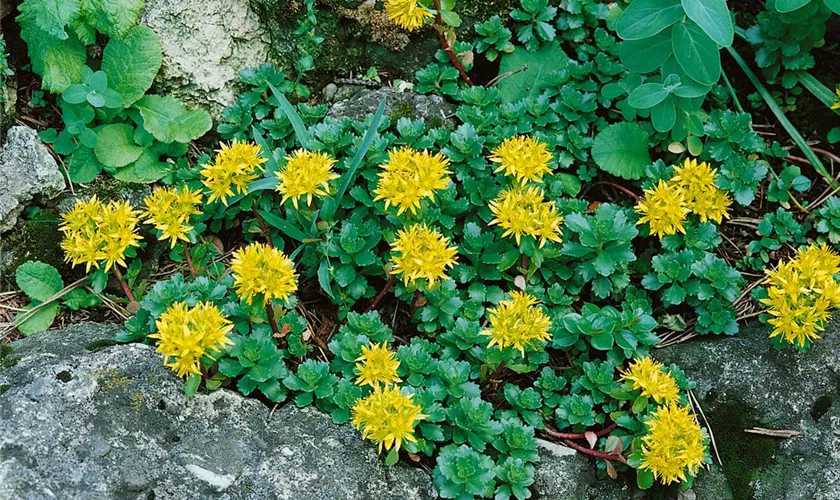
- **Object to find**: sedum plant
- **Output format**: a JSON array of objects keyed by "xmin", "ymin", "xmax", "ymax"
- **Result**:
[{"xmin": 26, "ymin": 0, "xmax": 840, "ymax": 497}]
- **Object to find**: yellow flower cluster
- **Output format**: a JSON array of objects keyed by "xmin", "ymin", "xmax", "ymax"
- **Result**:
[
  {"xmin": 142, "ymin": 186, "xmax": 203, "ymax": 248},
  {"xmin": 149, "ymin": 301, "xmax": 234, "ymax": 378},
  {"xmin": 385, "ymin": 0, "xmax": 434, "ymax": 31},
  {"xmin": 635, "ymin": 158, "xmax": 732, "ymax": 238},
  {"xmin": 761, "ymin": 243, "xmax": 840, "ymax": 348},
  {"xmin": 639, "ymin": 404, "xmax": 707, "ymax": 485},
  {"xmin": 831, "ymin": 86, "xmax": 840, "ymax": 110},
  {"xmin": 59, "ymin": 196, "xmax": 142, "ymax": 272},
  {"xmin": 481, "ymin": 291, "xmax": 552, "ymax": 355},
  {"xmin": 620, "ymin": 357, "xmax": 680, "ymax": 405},
  {"xmin": 276, "ymin": 149, "xmax": 339, "ymax": 208},
  {"xmin": 389, "ymin": 223, "xmax": 458, "ymax": 286},
  {"xmin": 355, "ymin": 342, "xmax": 401, "ymax": 388},
  {"xmin": 489, "ymin": 186, "xmax": 563, "ymax": 248},
  {"xmin": 350, "ymin": 340, "xmax": 423, "ymax": 453},
  {"xmin": 490, "ymin": 135, "xmax": 554, "ymax": 184},
  {"xmin": 487, "ymin": 136, "xmax": 563, "ymax": 247},
  {"xmin": 352, "ymin": 384, "xmax": 427, "ymax": 452},
  {"xmin": 201, "ymin": 140, "xmax": 267, "ymax": 205},
  {"xmin": 231, "ymin": 242, "xmax": 298, "ymax": 305},
  {"xmin": 374, "ymin": 147, "xmax": 451, "ymax": 215}
]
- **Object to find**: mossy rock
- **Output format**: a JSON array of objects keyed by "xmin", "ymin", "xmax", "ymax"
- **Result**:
[
  {"xmin": 252, "ymin": 0, "xmax": 518, "ymax": 88},
  {"xmin": 656, "ymin": 322, "xmax": 840, "ymax": 498}
]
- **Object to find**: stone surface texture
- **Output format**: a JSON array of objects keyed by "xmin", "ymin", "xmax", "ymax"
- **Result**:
[
  {"xmin": 327, "ymin": 85, "xmax": 457, "ymax": 127},
  {"xmin": 0, "ymin": 126, "xmax": 64, "ymax": 234},
  {"xmin": 140, "ymin": 0, "xmax": 270, "ymax": 116},
  {"xmin": 0, "ymin": 323, "xmax": 436, "ymax": 500},
  {"xmin": 657, "ymin": 322, "xmax": 840, "ymax": 499}
]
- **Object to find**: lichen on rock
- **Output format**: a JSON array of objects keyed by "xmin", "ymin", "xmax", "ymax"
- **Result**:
[{"xmin": 0, "ymin": 323, "xmax": 437, "ymax": 499}]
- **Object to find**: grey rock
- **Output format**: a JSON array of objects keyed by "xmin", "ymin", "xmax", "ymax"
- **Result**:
[
  {"xmin": 323, "ymin": 83, "xmax": 339, "ymax": 102},
  {"xmin": 0, "ymin": 81, "xmax": 16, "ymax": 139},
  {"xmin": 140, "ymin": 0, "xmax": 270, "ymax": 117},
  {"xmin": 656, "ymin": 321, "xmax": 840, "ymax": 499},
  {"xmin": 328, "ymin": 85, "xmax": 457, "ymax": 128},
  {"xmin": 0, "ymin": 323, "xmax": 437, "ymax": 500},
  {"xmin": 0, "ymin": 126, "xmax": 65, "ymax": 234}
]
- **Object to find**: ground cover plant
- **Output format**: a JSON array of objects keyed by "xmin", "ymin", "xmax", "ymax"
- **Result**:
[{"xmin": 3, "ymin": 0, "xmax": 840, "ymax": 498}]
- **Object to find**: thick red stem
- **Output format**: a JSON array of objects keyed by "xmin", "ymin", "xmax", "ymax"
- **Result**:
[
  {"xmin": 541, "ymin": 422, "xmax": 617, "ymax": 441},
  {"xmin": 433, "ymin": 0, "xmax": 474, "ymax": 87},
  {"xmin": 184, "ymin": 246, "xmax": 198, "ymax": 277},
  {"xmin": 559, "ymin": 438, "xmax": 627, "ymax": 463},
  {"xmin": 111, "ymin": 267, "xmax": 137, "ymax": 304},
  {"xmin": 365, "ymin": 275, "xmax": 395, "ymax": 312},
  {"xmin": 253, "ymin": 211, "xmax": 274, "ymax": 248},
  {"xmin": 265, "ymin": 302, "xmax": 280, "ymax": 336}
]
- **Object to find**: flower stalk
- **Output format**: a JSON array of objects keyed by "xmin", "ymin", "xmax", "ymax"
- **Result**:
[{"xmin": 432, "ymin": 0, "xmax": 473, "ymax": 86}]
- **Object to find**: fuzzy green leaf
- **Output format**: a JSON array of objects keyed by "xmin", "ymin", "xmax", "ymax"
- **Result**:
[
  {"xmin": 135, "ymin": 95, "xmax": 212, "ymax": 144},
  {"xmin": 95, "ymin": 123, "xmax": 143, "ymax": 168},
  {"xmin": 15, "ymin": 303, "xmax": 59, "ymax": 336},
  {"xmin": 497, "ymin": 42, "xmax": 569, "ymax": 103},
  {"xmin": 592, "ymin": 123, "xmax": 651, "ymax": 180},
  {"xmin": 21, "ymin": 26, "xmax": 86, "ymax": 93},
  {"xmin": 16, "ymin": 261, "xmax": 64, "ymax": 302},
  {"xmin": 102, "ymin": 26, "xmax": 162, "ymax": 107},
  {"xmin": 82, "ymin": 0, "xmax": 144, "ymax": 39}
]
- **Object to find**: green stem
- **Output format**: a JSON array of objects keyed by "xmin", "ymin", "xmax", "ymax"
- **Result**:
[
  {"xmin": 796, "ymin": 72, "xmax": 839, "ymax": 109},
  {"xmin": 721, "ymin": 70, "xmax": 745, "ymax": 113},
  {"xmin": 725, "ymin": 45, "xmax": 836, "ymax": 189}
]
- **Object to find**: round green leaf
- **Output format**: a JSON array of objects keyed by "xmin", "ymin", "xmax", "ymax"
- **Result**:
[
  {"xmin": 618, "ymin": 30, "xmax": 674, "ymax": 73},
  {"xmin": 681, "ymin": 0, "xmax": 734, "ymax": 47},
  {"xmin": 615, "ymin": 0, "xmax": 684, "ymax": 41},
  {"xmin": 824, "ymin": 0, "xmax": 840, "ymax": 14},
  {"xmin": 775, "ymin": 0, "xmax": 812, "ymax": 12},
  {"xmin": 628, "ymin": 83, "xmax": 670, "ymax": 109},
  {"xmin": 497, "ymin": 42, "xmax": 569, "ymax": 103},
  {"xmin": 592, "ymin": 122, "xmax": 651, "ymax": 180},
  {"xmin": 113, "ymin": 151, "xmax": 170, "ymax": 183},
  {"xmin": 651, "ymin": 96, "xmax": 677, "ymax": 132},
  {"xmin": 67, "ymin": 147, "xmax": 103, "ymax": 183},
  {"xmin": 662, "ymin": 57, "xmax": 712, "ymax": 99},
  {"xmin": 672, "ymin": 20, "xmax": 721, "ymax": 86},
  {"xmin": 102, "ymin": 26, "xmax": 163, "ymax": 107},
  {"xmin": 94, "ymin": 123, "xmax": 144, "ymax": 168},
  {"xmin": 16, "ymin": 261, "xmax": 64, "ymax": 302}
]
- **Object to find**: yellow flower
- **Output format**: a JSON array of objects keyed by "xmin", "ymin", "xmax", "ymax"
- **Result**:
[
  {"xmin": 639, "ymin": 404, "xmax": 708, "ymax": 485},
  {"xmin": 231, "ymin": 243, "xmax": 298, "ymax": 305},
  {"xmin": 831, "ymin": 86, "xmax": 840, "ymax": 110},
  {"xmin": 142, "ymin": 186, "xmax": 203, "ymax": 248},
  {"xmin": 351, "ymin": 384, "xmax": 427, "ymax": 452},
  {"xmin": 620, "ymin": 357, "xmax": 681, "ymax": 405},
  {"xmin": 389, "ymin": 224, "xmax": 458, "ymax": 286},
  {"xmin": 59, "ymin": 196, "xmax": 142, "ymax": 272},
  {"xmin": 355, "ymin": 342, "xmax": 401, "ymax": 388},
  {"xmin": 373, "ymin": 147, "xmax": 451, "ymax": 215},
  {"xmin": 669, "ymin": 158, "xmax": 732, "ymax": 224},
  {"xmin": 481, "ymin": 291, "xmax": 552, "ymax": 355},
  {"xmin": 149, "ymin": 301, "xmax": 234, "ymax": 378},
  {"xmin": 490, "ymin": 135, "xmax": 553, "ymax": 184},
  {"xmin": 276, "ymin": 149, "xmax": 339, "ymax": 208},
  {"xmin": 201, "ymin": 140, "xmax": 267, "ymax": 205},
  {"xmin": 488, "ymin": 185, "xmax": 563, "ymax": 247},
  {"xmin": 385, "ymin": 0, "xmax": 434, "ymax": 31},
  {"xmin": 635, "ymin": 180, "xmax": 689, "ymax": 238},
  {"xmin": 761, "ymin": 243, "xmax": 840, "ymax": 348}
]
